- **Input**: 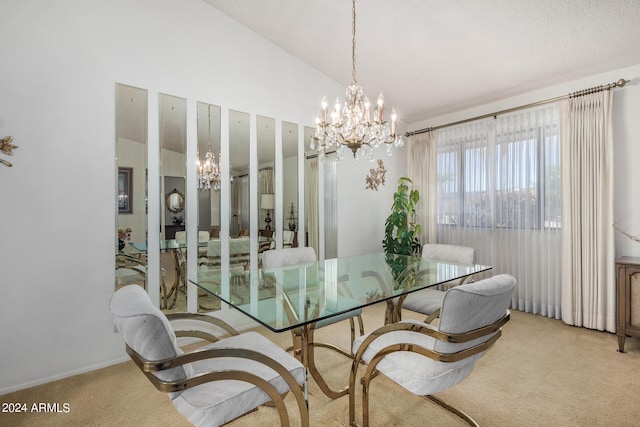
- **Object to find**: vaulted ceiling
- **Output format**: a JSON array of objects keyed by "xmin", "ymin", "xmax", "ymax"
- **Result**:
[{"xmin": 203, "ymin": 0, "xmax": 640, "ymax": 124}]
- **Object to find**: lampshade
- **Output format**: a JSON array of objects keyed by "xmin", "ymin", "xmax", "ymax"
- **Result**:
[{"xmin": 260, "ymin": 193, "xmax": 275, "ymax": 210}]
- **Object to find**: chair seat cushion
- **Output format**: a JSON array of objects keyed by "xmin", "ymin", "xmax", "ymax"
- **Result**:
[
  {"xmin": 352, "ymin": 320, "xmax": 478, "ymax": 396},
  {"xmin": 172, "ymin": 331, "xmax": 305, "ymax": 427},
  {"xmin": 401, "ymin": 289, "xmax": 445, "ymax": 316}
]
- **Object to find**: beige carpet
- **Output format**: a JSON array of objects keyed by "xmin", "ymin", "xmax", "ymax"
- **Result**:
[{"xmin": 2, "ymin": 304, "xmax": 640, "ymax": 427}]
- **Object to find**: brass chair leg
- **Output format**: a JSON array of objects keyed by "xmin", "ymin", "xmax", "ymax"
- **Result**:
[
  {"xmin": 424, "ymin": 308, "xmax": 441, "ymax": 324},
  {"xmin": 424, "ymin": 395, "xmax": 480, "ymax": 427},
  {"xmin": 351, "ymin": 359, "xmax": 480, "ymax": 427}
]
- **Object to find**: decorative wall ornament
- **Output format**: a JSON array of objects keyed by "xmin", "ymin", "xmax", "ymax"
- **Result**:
[
  {"xmin": 0, "ymin": 136, "xmax": 17, "ymax": 167},
  {"xmin": 614, "ymin": 224, "xmax": 640, "ymax": 244},
  {"xmin": 365, "ymin": 159, "xmax": 387, "ymax": 191}
]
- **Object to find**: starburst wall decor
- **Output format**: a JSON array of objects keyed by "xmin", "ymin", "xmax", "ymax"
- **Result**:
[{"xmin": 365, "ymin": 159, "xmax": 386, "ymax": 191}]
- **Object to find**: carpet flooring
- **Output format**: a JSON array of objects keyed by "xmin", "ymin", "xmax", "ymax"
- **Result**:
[{"xmin": 2, "ymin": 303, "xmax": 640, "ymax": 427}]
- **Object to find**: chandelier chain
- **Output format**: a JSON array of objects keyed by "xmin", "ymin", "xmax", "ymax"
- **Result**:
[
  {"xmin": 352, "ymin": 0, "xmax": 357, "ymax": 84},
  {"xmin": 208, "ymin": 106, "xmax": 211, "ymax": 147}
]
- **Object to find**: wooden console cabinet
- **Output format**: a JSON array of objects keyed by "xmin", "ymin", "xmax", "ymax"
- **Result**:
[
  {"xmin": 616, "ymin": 257, "xmax": 640, "ymax": 352},
  {"xmin": 165, "ymin": 225, "xmax": 185, "ymax": 240}
]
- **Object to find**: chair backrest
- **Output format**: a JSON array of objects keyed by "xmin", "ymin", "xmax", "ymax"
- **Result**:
[
  {"xmin": 435, "ymin": 274, "xmax": 515, "ymax": 354},
  {"xmin": 175, "ymin": 231, "xmax": 186, "ymax": 245},
  {"xmin": 109, "ymin": 285, "xmax": 189, "ymax": 384},
  {"xmin": 283, "ymin": 230, "xmax": 295, "ymax": 246},
  {"xmin": 262, "ymin": 247, "xmax": 317, "ymax": 269},
  {"xmin": 422, "ymin": 243, "xmax": 476, "ymax": 265},
  {"xmin": 198, "ymin": 231, "xmax": 210, "ymax": 243}
]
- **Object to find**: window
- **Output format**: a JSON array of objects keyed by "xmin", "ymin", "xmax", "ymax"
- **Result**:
[{"xmin": 437, "ymin": 111, "xmax": 561, "ymax": 230}]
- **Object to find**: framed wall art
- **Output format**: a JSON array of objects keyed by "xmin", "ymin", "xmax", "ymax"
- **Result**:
[{"xmin": 118, "ymin": 167, "xmax": 133, "ymax": 214}]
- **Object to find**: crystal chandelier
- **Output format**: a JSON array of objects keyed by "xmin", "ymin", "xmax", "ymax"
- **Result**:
[
  {"xmin": 311, "ymin": 0, "xmax": 403, "ymax": 161},
  {"xmin": 197, "ymin": 105, "xmax": 221, "ymax": 190}
]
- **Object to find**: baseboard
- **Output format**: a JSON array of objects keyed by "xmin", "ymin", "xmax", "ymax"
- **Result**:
[{"xmin": 0, "ymin": 356, "xmax": 130, "ymax": 396}]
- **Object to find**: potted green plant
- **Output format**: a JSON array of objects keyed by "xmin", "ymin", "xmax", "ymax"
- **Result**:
[{"xmin": 382, "ymin": 177, "xmax": 422, "ymax": 288}]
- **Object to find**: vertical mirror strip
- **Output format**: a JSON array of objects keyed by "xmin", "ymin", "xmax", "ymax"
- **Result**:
[
  {"xmin": 196, "ymin": 102, "xmax": 222, "ymax": 312},
  {"xmin": 115, "ymin": 83, "xmax": 149, "ymax": 300},
  {"xmin": 159, "ymin": 93, "xmax": 187, "ymax": 312}
]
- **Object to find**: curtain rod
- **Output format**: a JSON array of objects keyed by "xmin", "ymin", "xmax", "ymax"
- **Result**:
[
  {"xmin": 234, "ymin": 166, "xmax": 272, "ymax": 179},
  {"xmin": 305, "ymin": 150, "xmax": 336, "ymax": 160},
  {"xmin": 405, "ymin": 78, "xmax": 629, "ymax": 137}
]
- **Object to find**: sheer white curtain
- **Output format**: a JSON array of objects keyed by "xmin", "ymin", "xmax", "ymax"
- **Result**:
[
  {"xmin": 435, "ymin": 105, "xmax": 562, "ymax": 319},
  {"xmin": 258, "ymin": 168, "xmax": 274, "ymax": 194},
  {"xmin": 409, "ymin": 131, "xmax": 438, "ymax": 244},
  {"xmin": 560, "ymin": 91, "xmax": 615, "ymax": 332}
]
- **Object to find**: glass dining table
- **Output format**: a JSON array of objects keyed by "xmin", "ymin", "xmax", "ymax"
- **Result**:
[
  {"xmin": 127, "ymin": 239, "xmax": 208, "ymax": 309},
  {"xmin": 189, "ymin": 252, "xmax": 491, "ymax": 400}
]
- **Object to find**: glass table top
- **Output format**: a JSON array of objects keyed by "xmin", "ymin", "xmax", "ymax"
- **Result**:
[{"xmin": 190, "ymin": 252, "xmax": 491, "ymax": 332}]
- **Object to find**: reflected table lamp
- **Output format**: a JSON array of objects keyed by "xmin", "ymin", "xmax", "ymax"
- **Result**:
[{"xmin": 260, "ymin": 193, "xmax": 275, "ymax": 230}]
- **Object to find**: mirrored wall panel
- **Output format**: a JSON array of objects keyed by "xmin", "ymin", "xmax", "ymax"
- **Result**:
[
  {"xmin": 282, "ymin": 121, "xmax": 298, "ymax": 249},
  {"xmin": 304, "ymin": 146, "xmax": 319, "ymax": 256},
  {"xmin": 304, "ymin": 125, "xmax": 337, "ymax": 259},
  {"xmin": 196, "ymin": 102, "xmax": 222, "ymax": 311},
  {"xmin": 159, "ymin": 93, "xmax": 187, "ymax": 312},
  {"xmin": 229, "ymin": 110, "xmax": 251, "ymax": 240},
  {"xmin": 258, "ymin": 115, "xmax": 275, "ymax": 253},
  {"xmin": 115, "ymin": 83, "xmax": 149, "ymax": 296}
]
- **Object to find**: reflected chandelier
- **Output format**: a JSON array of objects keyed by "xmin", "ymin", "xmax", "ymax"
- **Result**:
[
  {"xmin": 197, "ymin": 105, "xmax": 221, "ymax": 190},
  {"xmin": 311, "ymin": 0, "xmax": 403, "ymax": 161}
]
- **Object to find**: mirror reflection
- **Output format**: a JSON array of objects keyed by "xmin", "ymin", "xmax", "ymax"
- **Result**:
[
  {"xmin": 197, "ymin": 102, "xmax": 221, "ymax": 235},
  {"xmin": 230, "ymin": 110, "xmax": 251, "ymax": 239},
  {"xmin": 166, "ymin": 188, "xmax": 185, "ymax": 213},
  {"xmin": 304, "ymin": 125, "xmax": 338, "ymax": 259},
  {"xmin": 159, "ymin": 93, "xmax": 187, "ymax": 312},
  {"xmin": 282, "ymin": 121, "xmax": 298, "ymax": 248},
  {"xmin": 258, "ymin": 115, "xmax": 275, "ymax": 255},
  {"xmin": 115, "ymin": 83, "xmax": 149, "ymax": 297},
  {"xmin": 196, "ymin": 102, "xmax": 222, "ymax": 311},
  {"xmin": 305, "ymin": 144, "xmax": 319, "ymax": 255}
]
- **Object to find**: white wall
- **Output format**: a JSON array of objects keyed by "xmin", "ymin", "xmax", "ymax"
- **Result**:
[
  {"xmin": 409, "ymin": 64, "xmax": 640, "ymax": 259},
  {"xmin": 0, "ymin": 0, "xmax": 396, "ymax": 393}
]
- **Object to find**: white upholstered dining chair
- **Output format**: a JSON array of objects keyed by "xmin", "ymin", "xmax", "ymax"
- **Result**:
[
  {"xmin": 349, "ymin": 274, "xmax": 516, "ymax": 426},
  {"xmin": 400, "ymin": 243, "xmax": 476, "ymax": 323},
  {"xmin": 110, "ymin": 285, "xmax": 308, "ymax": 427},
  {"xmin": 261, "ymin": 247, "xmax": 365, "ymax": 398}
]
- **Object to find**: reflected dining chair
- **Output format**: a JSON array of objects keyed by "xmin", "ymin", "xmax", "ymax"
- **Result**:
[
  {"xmin": 116, "ymin": 253, "xmax": 171, "ymax": 309},
  {"xmin": 110, "ymin": 285, "xmax": 308, "ymax": 427},
  {"xmin": 282, "ymin": 230, "xmax": 295, "ymax": 248},
  {"xmin": 349, "ymin": 274, "xmax": 516, "ymax": 426},
  {"xmin": 261, "ymin": 247, "xmax": 365, "ymax": 399},
  {"xmin": 399, "ymin": 243, "xmax": 476, "ymax": 323}
]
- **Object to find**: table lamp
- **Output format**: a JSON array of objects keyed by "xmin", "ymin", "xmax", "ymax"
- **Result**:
[{"xmin": 260, "ymin": 193, "xmax": 275, "ymax": 230}]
